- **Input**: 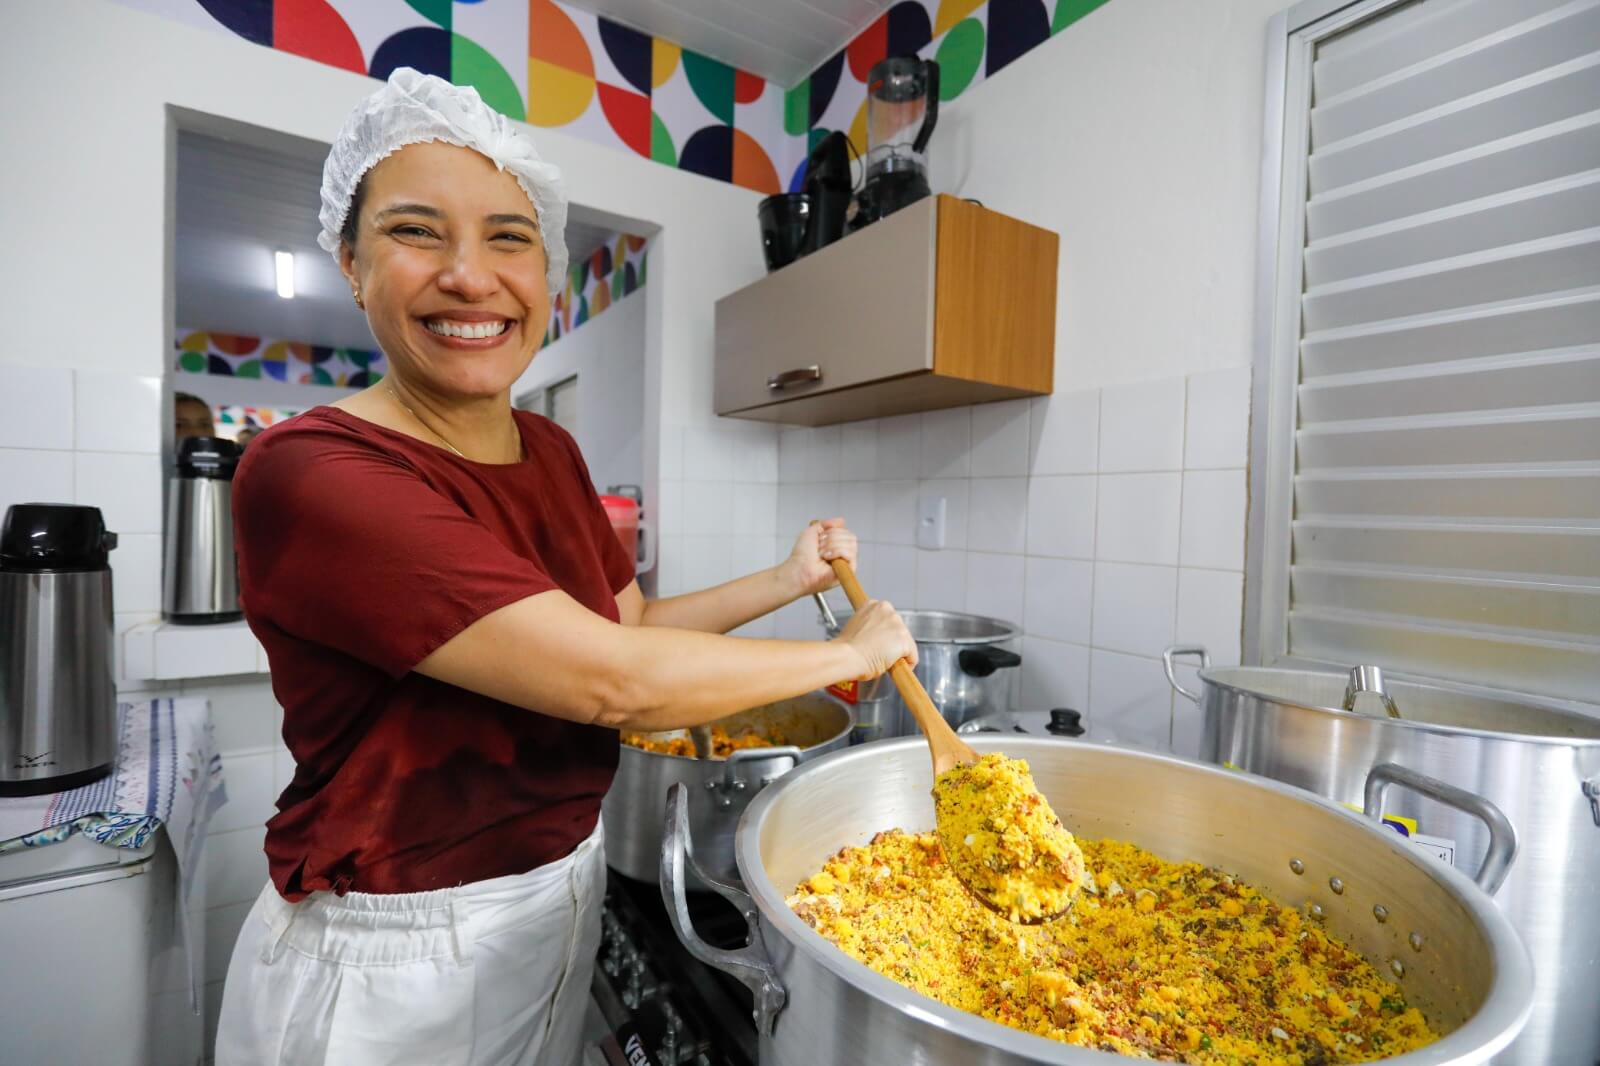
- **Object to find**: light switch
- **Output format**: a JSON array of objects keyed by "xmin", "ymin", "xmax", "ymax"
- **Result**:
[{"xmin": 916, "ymin": 494, "xmax": 947, "ymax": 550}]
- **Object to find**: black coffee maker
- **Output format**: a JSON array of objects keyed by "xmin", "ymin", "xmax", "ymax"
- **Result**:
[
  {"xmin": 852, "ymin": 56, "xmax": 940, "ymax": 230},
  {"xmin": 756, "ymin": 131, "xmax": 855, "ymax": 271}
]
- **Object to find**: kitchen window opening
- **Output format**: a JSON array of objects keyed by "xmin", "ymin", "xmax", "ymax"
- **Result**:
[{"xmin": 1245, "ymin": 0, "xmax": 1600, "ymax": 709}]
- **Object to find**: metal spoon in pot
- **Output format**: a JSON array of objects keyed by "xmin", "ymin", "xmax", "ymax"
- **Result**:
[{"xmin": 827, "ymin": 558, "xmax": 1087, "ymax": 924}]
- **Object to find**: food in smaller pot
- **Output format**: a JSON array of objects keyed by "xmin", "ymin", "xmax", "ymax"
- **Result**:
[
  {"xmin": 621, "ymin": 724, "xmax": 786, "ymax": 758},
  {"xmin": 788, "ymin": 829, "xmax": 1439, "ymax": 1063},
  {"xmin": 933, "ymin": 753, "xmax": 1087, "ymax": 922}
]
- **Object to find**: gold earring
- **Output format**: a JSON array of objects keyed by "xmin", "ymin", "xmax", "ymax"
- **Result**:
[{"xmin": 353, "ymin": 289, "xmax": 364, "ymax": 308}]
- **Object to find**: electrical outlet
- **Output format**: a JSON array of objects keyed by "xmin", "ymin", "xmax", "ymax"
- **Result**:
[{"xmin": 916, "ymin": 494, "xmax": 947, "ymax": 550}]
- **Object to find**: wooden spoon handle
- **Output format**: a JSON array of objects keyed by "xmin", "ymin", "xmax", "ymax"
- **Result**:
[{"xmin": 828, "ymin": 559, "xmax": 976, "ymax": 771}]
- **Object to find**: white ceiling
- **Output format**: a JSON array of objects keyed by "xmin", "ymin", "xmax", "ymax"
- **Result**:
[
  {"xmin": 175, "ymin": 132, "xmax": 622, "ymax": 352},
  {"xmin": 564, "ymin": 0, "xmax": 895, "ymax": 87}
]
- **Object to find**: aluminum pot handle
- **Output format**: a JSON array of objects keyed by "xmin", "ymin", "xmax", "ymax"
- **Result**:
[
  {"xmin": 1363, "ymin": 763, "xmax": 1518, "ymax": 897},
  {"xmin": 813, "ymin": 592, "xmax": 841, "ymax": 637},
  {"xmin": 1162, "ymin": 645, "xmax": 1211, "ymax": 704},
  {"xmin": 661, "ymin": 783, "xmax": 787, "ymax": 1033},
  {"xmin": 716, "ymin": 745, "xmax": 805, "ymax": 797}
]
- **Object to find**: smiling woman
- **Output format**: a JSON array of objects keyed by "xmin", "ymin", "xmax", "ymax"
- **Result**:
[{"xmin": 212, "ymin": 68, "xmax": 916, "ymax": 1066}]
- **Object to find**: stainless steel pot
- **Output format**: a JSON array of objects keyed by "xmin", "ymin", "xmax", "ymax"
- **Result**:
[
  {"xmin": 663, "ymin": 737, "xmax": 1534, "ymax": 1065},
  {"xmin": 816, "ymin": 600, "xmax": 1020, "ymax": 742},
  {"xmin": 1162, "ymin": 646, "xmax": 1600, "ymax": 1066},
  {"xmin": 602, "ymin": 694, "xmax": 852, "ymax": 886}
]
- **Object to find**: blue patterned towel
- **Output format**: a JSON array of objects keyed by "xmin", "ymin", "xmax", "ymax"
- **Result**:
[{"xmin": 0, "ymin": 698, "xmax": 227, "ymax": 1008}]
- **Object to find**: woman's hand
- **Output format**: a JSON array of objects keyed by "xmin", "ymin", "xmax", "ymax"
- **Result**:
[
  {"xmin": 782, "ymin": 518, "xmax": 859, "ymax": 598},
  {"xmin": 836, "ymin": 599, "xmax": 917, "ymax": 680}
]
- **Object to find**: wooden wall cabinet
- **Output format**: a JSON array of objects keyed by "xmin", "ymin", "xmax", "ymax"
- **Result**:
[{"xmin": 713, "ymin": 195, "xmax": 1058, "ymax": 426}]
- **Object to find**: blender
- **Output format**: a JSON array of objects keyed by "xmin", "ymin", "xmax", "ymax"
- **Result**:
[{"xmin": 852, "ymin": 56, "xmax": 940, "ymax": 230}]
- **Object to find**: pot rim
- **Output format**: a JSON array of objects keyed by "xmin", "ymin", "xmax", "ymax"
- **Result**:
[
  {"xmin": 734, "ymin": 737, "xmax": 1535, "ymax": 1065},
  {"xmin": 828, "ymin": 607, "xmax": 1019, "ymax": 645},
  {"xmin": 619, "ymin": 695, "xmax": 855, "ymax": 762},
  {"xmin": 1194, "ymin": 666, "xmax": 1600, "ymax": 749}
]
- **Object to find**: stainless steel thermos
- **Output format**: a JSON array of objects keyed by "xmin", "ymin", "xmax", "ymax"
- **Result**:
[
  {"xmin": 0, "ymin": 503, "xmax": 119, "ymax": 795},
  {"xmin": 163, "ymin": 435, "xmax": 241, "ymax": 624}
]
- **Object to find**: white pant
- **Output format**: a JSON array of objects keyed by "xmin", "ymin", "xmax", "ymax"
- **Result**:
[{"xmin": 215, "ymin": 826, "xmax": 605, "ymax": 1066}]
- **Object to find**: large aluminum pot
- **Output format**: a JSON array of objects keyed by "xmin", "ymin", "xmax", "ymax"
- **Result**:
[
  {"xmin": 816, "ymin": 602, "xmax": 1021, "ymax": 742},
  {"xmin": 602, "ymin": 694, "xmax": 851, "ymax": 886},
  {"xmin": 662, "ymin": 737, "xmax": 1533, "ymax": 1065},
  {"xmin": 1163, "ymin": 646, "xmax": 1600, "ymax": 1066}
]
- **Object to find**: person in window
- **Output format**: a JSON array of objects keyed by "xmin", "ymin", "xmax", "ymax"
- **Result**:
[
  {"xmin": 174, "ymin": 391, "xmax": 214, "ymax": 440},
  {"xmin": 232, "ymin": 421, "xmax": 260, "ymax": 451},
  {"xmin": 214, "ymin": 68, "xmax": 915, "ymax": 1066}
]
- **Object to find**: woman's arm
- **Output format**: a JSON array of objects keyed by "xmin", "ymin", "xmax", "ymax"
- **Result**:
[
  {"xmin": 622, "ymin": 519, "xmax": 857, "ymax": 634},
  {"xmin": 416, "ymin": 587, "xmax": 914, "ymax": 732}
]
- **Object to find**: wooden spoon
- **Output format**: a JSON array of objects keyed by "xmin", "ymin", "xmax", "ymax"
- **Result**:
[
  {"xmin": 827, "ymin": 558, "xmax": 1084, "ymax": 924},
  {"xmin": 827, "ymin": 557, "xmax": 979, "ymax": 776}
]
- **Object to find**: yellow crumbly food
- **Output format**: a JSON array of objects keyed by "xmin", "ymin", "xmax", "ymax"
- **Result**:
[
  {"xmin": 933, "ymin": 754, "xmax": 1088, "ymax": 921},
  {"xmin": 788, "ymin": 831, "xmax": 1437, "ymax": 1065},
  {"xmin": 620, "ymin": 725, "xmax": 784, "ymax": 759}
]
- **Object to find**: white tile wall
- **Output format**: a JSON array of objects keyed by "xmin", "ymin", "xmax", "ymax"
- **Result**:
[
  {"xmin": 1025, "ymin": 475, "xmax": 1096, "ymax": 559},
  {"xmin": 964, "ymin": 552, "xmax": 1025, "ymax": 625},
  {"xmin": 1029, "ymin": 389, "xmax": 1098, "ymax": 475},
  {"xmin": 1099, "ymin": 378, "xmax": 1185, "ymax": 472},
  {"xmin": 76, "ymin": 451, "xmax": 162, "ymax": 533},
  {"xmin": 1092, "ymin": 562, "xmax": 1179, "ymax": 658},
  {"xmin": 1185, "ymin": 367, "xmax": 1252, "ymax": 469},
  {"xmin": 768, "ymin": 368, "xmax": 1251, "ymax": 750},
  {"xmin": 0, "ymin": 447, "xmax": 74, "ymax": 512},
  {"xmin": 1095, "ymin": 473, "xmax": 1181, "ymax": 565},
  {"xmin": 919, "ymin": 407, "xmax": 971, "ymax": 479},
  {"xmin": 0, "ymin": 364, "xmax": 74, "ymax": 451},
  {"xmin": 967, "ymin": 477, "xmax": 1027, "ymax": 554},
  {"xmin": 1179, "ymin": 469, "xmax": 1248, "ymax": 570},
  {"xmin": 74, "ymin": 372, "xmax": 162, "ymax": 453},
  {"xmin": 1023, "ymin": 557, "xmax": 1093, "ymax": 644},
  {"xmin": 970, "ymin": 399, "xmax": 1030, "ymax": 477},
  {"xmin": 655, "ymin": 418, "xmax": 780, "ymax": 598}
]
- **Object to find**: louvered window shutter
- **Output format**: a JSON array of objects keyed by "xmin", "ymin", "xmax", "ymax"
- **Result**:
[{"xmin": 1253, "ymin": 0, "xmax": 1600, "ymax": 703}]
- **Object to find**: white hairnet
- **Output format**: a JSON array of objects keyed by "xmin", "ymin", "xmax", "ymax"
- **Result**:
[{"xmin": 318, "ymin": 67, "xmax": 568, "ymax": 298}]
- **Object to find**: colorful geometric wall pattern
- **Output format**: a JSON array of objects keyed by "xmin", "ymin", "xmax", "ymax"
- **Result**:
[
  {"xmin": 789, "ymin": 0, "xmax": 1116, "ymax": 191},
  {"xmin": 214, "ymin": 404, "xmax": 305, "ymax": 440},
  {"xmin": 121, "ymin": 0, "xmax": 796, "ymax": 196},
  {"xmin": 175, "ymin": 328, "xmax": 387, "ymax": 387},
  {"xmin": 119, "ymin": 0, "xmax": 1114, "ymax": 202},
  {"xmin": 543, "ymin": 231, "xmax": 648, "ymax": 348}
]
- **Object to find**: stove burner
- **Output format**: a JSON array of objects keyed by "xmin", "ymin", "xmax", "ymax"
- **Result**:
[{"xmin": 590, "ymin": 869, "xmax": 756, "ymax": 1066}]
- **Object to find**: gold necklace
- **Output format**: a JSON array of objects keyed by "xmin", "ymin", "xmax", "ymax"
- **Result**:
[{"xmin": 386, "ymin": 385, "xmax": 466, "ymax": 458}]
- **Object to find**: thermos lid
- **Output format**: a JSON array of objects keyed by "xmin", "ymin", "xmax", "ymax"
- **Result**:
[
  {"xmin": 0, "ymin": 503, "xmax": 118, "ymax": 572},
  {"xmin": 176, "ymin": 435, "xmax": 241, "ymax": 479}
]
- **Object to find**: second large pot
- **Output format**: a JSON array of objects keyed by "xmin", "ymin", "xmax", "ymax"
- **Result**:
[
  {"xmin": 602, "ymin": 693, "xmax": 852, "ymax": 886},
  {"xmin": 663, "ymin": 737, "xmax": 1533, "ymax": 1065},
  {"xmin": 1161, "ymin": 648, "xmax": 1600, "ymax": 1066}
]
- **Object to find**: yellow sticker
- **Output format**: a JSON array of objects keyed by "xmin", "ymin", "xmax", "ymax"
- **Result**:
[{"xmin": 1340, "ymin": 801, "xmax": 1419, "ymax": 837}]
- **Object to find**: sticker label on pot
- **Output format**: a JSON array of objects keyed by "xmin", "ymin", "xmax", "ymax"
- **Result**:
[
  {"xmin": 1372, "ymin": 812, "xmax": 1456, "ymax": 867},
  {"xmin": 828, "ymin": 680, "xmax": 860, "ymax": 705},
  {"xmin": 1408, "ymin": 833, "xmax": 1457, "ymax": 866}
]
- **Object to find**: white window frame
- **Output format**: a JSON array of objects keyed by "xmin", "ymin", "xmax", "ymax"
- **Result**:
[{"xmin": 1246, "ymin": 0, "xmax": 1428, "ymax": 667}]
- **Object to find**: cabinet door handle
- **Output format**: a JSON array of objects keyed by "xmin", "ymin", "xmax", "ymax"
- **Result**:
[{"xmin": 767, "ymin": 366, "xmax": 822, "ymax": 391}]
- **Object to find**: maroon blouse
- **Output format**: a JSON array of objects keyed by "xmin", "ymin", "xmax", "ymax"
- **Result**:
[{"xmin": 233, "ymin": 406, "xmax": 635, "ymax": 901}]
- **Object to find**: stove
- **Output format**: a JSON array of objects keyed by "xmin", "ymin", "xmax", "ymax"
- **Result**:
[{"xmin": 584, "ymin": 869, "xmax": 757, "ymax": 1066}]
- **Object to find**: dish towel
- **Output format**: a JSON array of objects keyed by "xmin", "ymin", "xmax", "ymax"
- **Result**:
[{"xmin": 0, "ymin": 698, "xmax": 227, "ymax": 1008}]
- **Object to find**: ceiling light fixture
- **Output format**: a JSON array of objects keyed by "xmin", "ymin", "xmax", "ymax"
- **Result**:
[{"xmin": 274, "ymin": 250, "xmax": 295, "ymax": 299}]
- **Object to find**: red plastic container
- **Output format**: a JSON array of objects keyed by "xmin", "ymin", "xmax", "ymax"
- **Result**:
[{"xmin": 600, "ymin": 495, "xmax": 651, "ymax": 574}]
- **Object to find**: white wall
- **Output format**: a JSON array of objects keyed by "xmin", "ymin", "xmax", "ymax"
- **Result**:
[
  {"xmin": 511, "ymin": 289, "xmax": 647, "ymax": 497},
  {"xmin": 929, "ymin": 0, "xmax": 1280, "ymax": 391},
  {"xmin": 772, "ymin": 0, "xmax": 1282, "ymax": 749}
]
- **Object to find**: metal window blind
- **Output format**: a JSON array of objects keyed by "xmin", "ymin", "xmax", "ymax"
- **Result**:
[{"xmin": 1286, "ymin": 0, "xmax": 1600, "ymax": 702}]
